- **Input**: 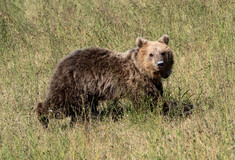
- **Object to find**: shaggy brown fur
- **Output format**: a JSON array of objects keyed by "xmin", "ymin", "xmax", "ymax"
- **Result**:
[{"xmin": 36, "ymin": 35, "xmax": 185, "ymax": 128}]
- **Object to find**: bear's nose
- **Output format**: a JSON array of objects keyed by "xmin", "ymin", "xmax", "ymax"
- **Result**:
[{"xmin": 157, "ymin": 61, "xmax": 164, "ymax": 67}]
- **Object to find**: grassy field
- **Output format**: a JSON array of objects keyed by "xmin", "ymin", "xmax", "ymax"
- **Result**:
[{"xmin": 0, "ymin": 0, "xmax": 234, "ymax": 159}]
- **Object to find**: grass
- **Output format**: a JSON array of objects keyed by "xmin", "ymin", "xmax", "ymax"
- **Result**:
[{"xmin": 0, "ymin": 0, "xmax": 234, "ymax": 159}]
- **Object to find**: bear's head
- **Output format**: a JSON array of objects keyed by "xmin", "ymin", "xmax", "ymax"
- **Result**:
[{"xmin": 135, "ymin": 34, "xmax": 174, "ymax": 80}]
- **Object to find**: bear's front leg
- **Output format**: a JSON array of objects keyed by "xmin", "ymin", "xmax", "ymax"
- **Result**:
[{"xmin": 162, "ymin": 101, "xmax": 194, "ymax": 116}]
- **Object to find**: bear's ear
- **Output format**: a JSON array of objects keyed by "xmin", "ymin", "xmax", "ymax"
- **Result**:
[
  {"xmin": 136, "ymin": 37, "xmax": 148, "ymax": 48},
  {"xmin": 158, "ymin": 34, "xmax": 169, "ymax": 45}
]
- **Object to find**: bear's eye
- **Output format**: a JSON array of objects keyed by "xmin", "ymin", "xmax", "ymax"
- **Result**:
[
  {"xmin": 149, "ymin": 53, "xmax": 153, "ymax": 57},
  {"xmin": 161, "ymin": 52, "xmax": 166, "ymax": 56}
]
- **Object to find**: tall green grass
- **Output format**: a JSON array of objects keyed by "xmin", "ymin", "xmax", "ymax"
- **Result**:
[{"xmin": 0, "ymin": 0, "xmax": 234, "ymax": 159}]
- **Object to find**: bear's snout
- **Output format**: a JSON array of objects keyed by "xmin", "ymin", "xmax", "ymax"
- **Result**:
[{"xmin": 157, "ymin": 61, "xmax": 164, "ymax": 68}]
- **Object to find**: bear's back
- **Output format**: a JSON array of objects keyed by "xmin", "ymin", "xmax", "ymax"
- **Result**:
[
  {"xmin": 59, "ymin": 47, "xmax": 139, "ymax": 77},
  {"xmin": 50, "ymin": 47, "xmax": 141, "ymax": 101}
]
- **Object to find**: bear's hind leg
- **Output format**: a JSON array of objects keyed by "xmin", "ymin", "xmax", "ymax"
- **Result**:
[
  {"xmin": 70, "ymin": 111, "xmax": 79, "ymax": 127},
  {"xmin": 36, "ymin": 103, "xmax": 49, "ymax": 128}
]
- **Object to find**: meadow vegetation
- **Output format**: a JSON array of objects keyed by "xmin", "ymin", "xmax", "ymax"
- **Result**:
[{"xmin": 0, "ymin": 0, "xmax": 234, "ymax": 159}]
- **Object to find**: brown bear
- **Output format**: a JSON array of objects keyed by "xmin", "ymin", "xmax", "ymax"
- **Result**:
[{"xmin": 36, "ymin": 34, "xmax": 190, "ymax": 128}]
